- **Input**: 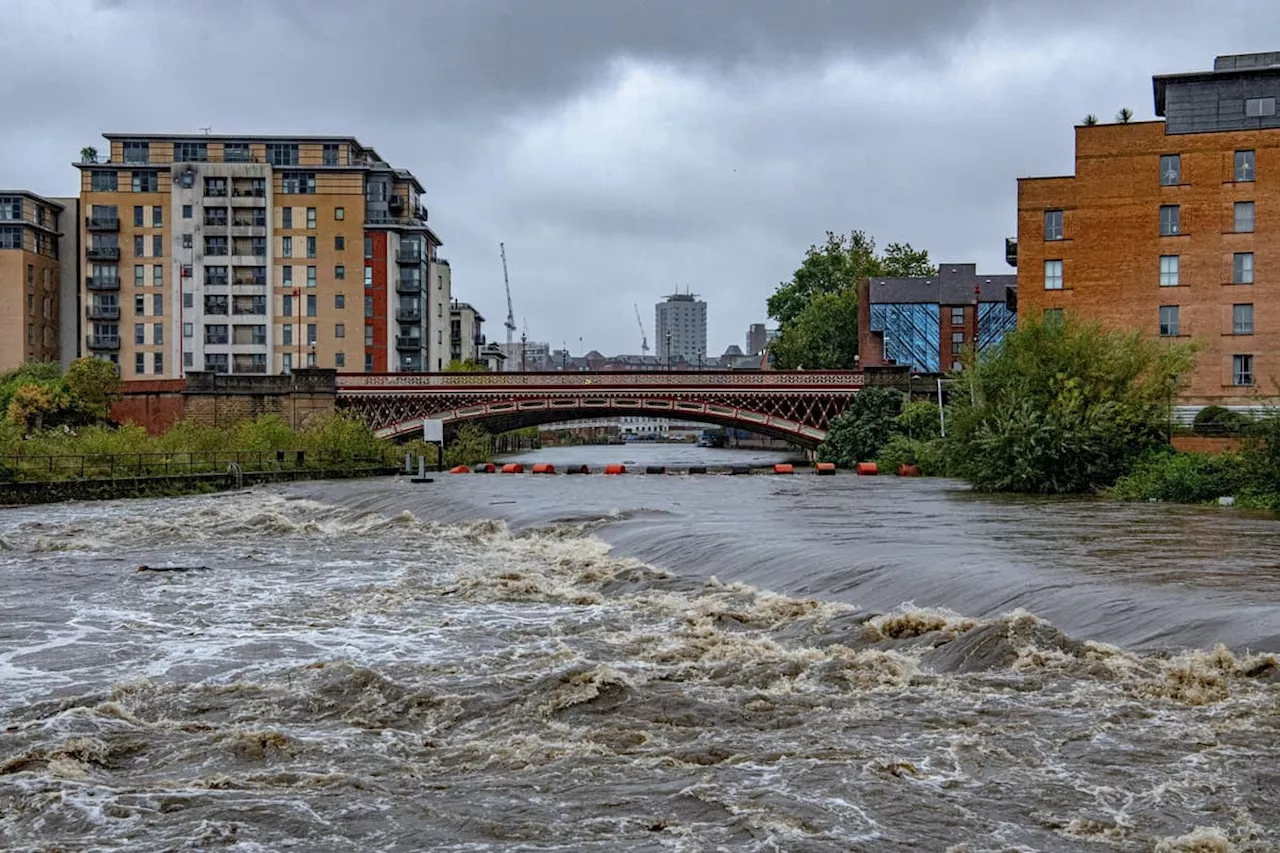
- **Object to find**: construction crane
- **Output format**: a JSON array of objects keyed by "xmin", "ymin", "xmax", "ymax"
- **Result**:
[
  {"xmin": 500, "ymin": 242, "xmax": 516, "ymax": 345},
  {"xmin": 633, "ymin": 303, "xmax": 650, "ymax": 354}
]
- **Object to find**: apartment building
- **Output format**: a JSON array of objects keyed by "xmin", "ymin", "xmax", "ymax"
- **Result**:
[
  {"xmin": 654, "ymin": 292, "xmax": 707, "ymax": 365},
  {"xmin": 450, "ymin": 300, "xmax": 485, "ymax": 364},
  {"xmin": 76, "ymin": 133, "xmax": 446, "ymax": 378},
  {"xmin": 1018, "ymin": 52, "xmax": 1280, "ymax": 409},
  {"xmin": 0, "ymin": 192, "xmax": 77, "ymax": 371},
  {"xmin": 858, "ymin": 263, "xmax": 1016, "ymax": 373}
]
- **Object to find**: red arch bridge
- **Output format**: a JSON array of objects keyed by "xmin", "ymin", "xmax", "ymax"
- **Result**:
[{"xmin": 336, "ymin": 370, "xmax": 876, "ymax": 448}]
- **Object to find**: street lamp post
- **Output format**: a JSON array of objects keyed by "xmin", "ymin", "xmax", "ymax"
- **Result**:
[
  {"xmin": 520, "ymin": 331, "xmax": 527, "ymax": 372},
  {"xmin": 666, "ymin": 330, "xmax": 672, "ymax": 371}
]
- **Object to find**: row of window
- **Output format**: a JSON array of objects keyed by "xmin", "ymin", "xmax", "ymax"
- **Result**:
[
  {"xmin": 91, "ymin": 170, "xmax": 331, "ymax": 195},
  {"xmin": 130, "ymin": 140, "xmax": 340, "ymax": 166},
  {"xmin": 1159, "ymin": 149, "xmax": 1257, "ymax": 186},
  {"xmin": 1044, "ymin": 200, "xmax": 1258, "ymax": 241},
  {"xmin": 0, "ymin": 196, "xmax": 51, "ymax": 226},
  {"xmin": 1156, "ymin": 303, "xmax": 1255, "ymax": 336},
  {"xmin": 1045, "ymin": 253, "xmax": 1257, "ymax": 289}
]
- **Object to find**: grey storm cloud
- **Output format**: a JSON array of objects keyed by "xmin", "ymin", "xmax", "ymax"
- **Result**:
[{"xmin": 2, "ymin": 0, "xmax": 1278, "ymax": 355}]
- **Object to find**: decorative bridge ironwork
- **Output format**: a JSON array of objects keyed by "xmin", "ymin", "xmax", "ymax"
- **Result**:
[{"xmin": 335, "ymin": 370, "xmax": 871, "ymax": 447}]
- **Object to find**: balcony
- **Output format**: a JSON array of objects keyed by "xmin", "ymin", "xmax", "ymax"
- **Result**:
[
  {"xmin": 396, "ymin": 279, "xmax": 423, "ymax": 295},
  {"xmin": 396, "ymin": 248, "xmax": 425, "ymax": 264},
  {"xmin": 87, "ymin": 304, "xmax": 120, "ymax": 321},
  {"xmin": 204, "ymin": 334, "xmax": 229, "ymax": 346},
  {"xmin": 85, "ymin": 276, "xmax": 120, "ymax": 291},
  {"xmin": 230, "ymin": 187, "xmax": 266, "ymax": 198},
  {"xmin": 86, "ymin": 334, "xmax": 120, "ymax": 351},
  {"xmin": 86, "ymin": 216, "xmax": 120, "ymax": 232},
  {"xmin": 86, "ymin": 246, "xmax": 120, "ymax": 261},
  {"xmin": 396, "ymin": 307, "xmax": 422, "ymax": 323},
  {"xmin": 396, "ymin": 336, "xmax": 423, "ymax": 351}
]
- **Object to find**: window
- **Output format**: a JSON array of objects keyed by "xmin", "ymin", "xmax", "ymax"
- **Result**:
[
  {"xmin": 335, "ymin": 207, "xmax": 345, "ymax": 221},
  {"xmin": 224, "ymin": 143, "xmax": 249, "ymax": 162},
  {"xmin": 1044, "ymin": 259, "xmax": 1063, "ymax": 290},
  {"xmin": 0, "ymin": 226, "xmax": 20, "ymax": 249},
  {"xmin": 153, "ymin": 322, "xmax": 163, "ymax": 345},
  {"xmin": 182, "ymin": 322, "xmax": 194, "ymax": 339},
  {"xmin": 951, "ymin": 331, "xmax": 965, "ymax": 355},
  {"xmin": 335, "ymin": 352, "xmax": 345, "ymax": 367},
  {"xmin": 1158, "ymin": 305, "xmax": 1180, "ymax": 336},
  {"xmin": 306, "ymin": 351, "xmax": 316, "ymax": 368},
  {"xmin": 183, "ymin": 292, "xmax": 193, "ymax": 309},
  {"xmin": 204, "ymin": 207, "xmax": 228, "ymax": 226},
  {"xmin": 283, "ymin": 294, "xmax": 293, "ymax": 317},
  {"xmin": 204, "ymin": 295, "xmax": 229, "ymax": 315},
  {"xmin": 1160, "ymin": 205, "xmax": 1181, "ymax": 236},
  {"xmin": 152, "ymin": 293, "xmax": 162, "ymax": 314},
  {"xmin": 305, "ymin": 322, "xmax": 317, "ymax": 346},
  {"xmin": 283, "ymin": 324, "xmax": 293, "ymax": 346},
  {"xmin": 282, "ymin": 236, "xmax": 292, "ymax": 257},
  {"xmin": 282, "ymin": 265, "xmax": 293, "ymax": 285},
  {"xmin": 365, "ymin": 326, "xmax": 374, "ymax": 346},
  {"xmin": 204, "ymin": 177, "xmax": 227, "ymax": 197},
  {"xmin": 1043, "ymin": 209, "xmax": 1063, "ymax": 241},
  {"xmin": 306, "ymin": 208, "xmax": 316, "ymax": 229},
  {"xmin": 364, "ymin": 237, "xmax": 373, "ymax": 258},
  {"xmin": 335, "ymin": 323, "xmax": 345, "ymax": 338},
  {"xmin": 205, "ymin": 236, "xmax": 228, "ymax": 256},
  {"xmin": 365, "ymin": 353, "xmax": 373, "ymax": 372},
  {"xmin": 134, "ymin": 235, "xmax": 145, "ymax": 256},
  {"xmin": 135, "ymin": 293, "xmax": 145, "ymax": 315},
  {"xmin": 1246, "ymin": 97, "xmax": 1276, "ymax": 117},
  {"xmin": 182, "ymin": 204, "xmax": 193, "ymax": 220},
  {"xmin": 307, "ymin": 266, "xmax": 316, "ymax": 287},
  {"xmin": 323, "ymin": 143, "xmax": 340, "ymax": 166},
  {"xmin": 173, "ymin": 141, "xmax": 208, "ymax": 162},
  {"xmin": 1043, "ymin": 308, "xmax": 1064, "ymax": 326},
  {"xmin": 365, "ymin": 296, "xmax": 374, "ymax": 318},
  {"xmin": 152, "ymin": 235, "xmax": 163, "ymax": 257},
  {"xmin": 950, "ymin": 307, "xmax": 964, "ymax": 325},
  {"xmin": 152, "ymin": 206, "xmax": 162, "ymax": 228},
  {"xmin": 205, "ymin": 265, "xmax": 229, "ymax": 286},
  {"xmin": 1233, "ymin": 354, "xmax": 1254, "ymax": 386},
  {"xmin": 0, "ymin": 196, "xmax": 19, "ymax": 220},
  {"xmin": 134, "ymin": 266, "xmax": 145, "ymax": 287},
  {"xmin": 335, "ymin": 294, "xmax": 345, "ymax": 309},
  {"xmin": 335, "ymin": 235, "xmax": 345, "ymax": 251},
  {"xmin": 134, "ymin": 205, "xmax": 144, "ymax": 227},
  {"xmin": 364, "ymin": 266, "xmax": 373, "ymax": 287},
  {"xmin": 306, "ymin": 294, "xmax": 316, "ymax": 317},
  {"xmin": 134, "ymin": 323, "xmax": 145, "ymax": 345},
  {"xmin": 282, "ymin": 207, "xmax": 292, "ymax": 229},
  {"xmin": 307, "ymin": 236, "xmax": 316, "ymax": 258},
  {"xmin": 1159, "ymin": 255, "xmax": 1180, "ymax": 286},
  {"xmin": 1160, "ymin": 154, "xmax": 1181, "ymax": 186},
  {"xmin": 122, "ymin": 140, "xmax": 149, "ymax": 163},
  {"xmin": 1234, "ymin": 252, "xmax": 1254, "ymax": 284},
  {"xmin": 153, "ymin": 352, "xmax": 163, "ymax": 375},
  {"xmin": 1235, "ymin": 201, "xmax": 1255, "ymax": 233},
  {"xmin": 206, "ymin": 353, "xmax": 229, "ymax": 374},
  {"xmin": 1234, "ymin": 304, "xmax": 1254, "ymax": 335},
  {"xmin": 181, "ymin": 263, "xmax": 192, "ymax": 279},
  {"xmin": 281, "ymin": 173, "xmax": 316, "ymax": 194},
  {"xmin": 335, "ymin": 265, "xmax": 345, "ymax": 280},
  {"xmin": 204, "ymin": 323, "xmax": 229, "ymax": 344},
  {"xmin": 179, "ymin": 170, "xmax": 194, "ymax": 189},
  {"xmin": 266, "ymin": 143, "xmax": 299, "ymax": 166},
  {"xmin": 91, "ymin": 171, "xmax": 118, "ymax": 191},
  {"xmin": 184, "ymin": 351, "xmax": 194, "ymax": 368},
  {"xmin": 182, "ymin": 233, "xmax": 192, "ymax": 249},
  {"xmin": 132, "ymin": 171, "xmax": 158, "ymax": 193},
  {"xmin": 1235, "ymin": 150, "xmax": 1255, "ymax": 182},
  {"xmin": 135, "ymin": 353, "xmax": 145, "ymax": 375}
]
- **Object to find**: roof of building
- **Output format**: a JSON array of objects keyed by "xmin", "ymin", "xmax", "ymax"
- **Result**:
[
  {"xmin": 0, "ymin": 190, "xmax": 66, "ymax": 210},
  {"xmin": 450, "ymin": 301, "xmax": 485, "ymax": 321},
  {"xmin": 866, "ymin": 263, "xmax": 1015, "ymax": 305},
  {"xmin": 1153, "ymin": 52, "xmax": 1280, "ymax": 115},
  {"xmin": 722, "ymin": 345, "xmax": 745, "ymax": 356}
]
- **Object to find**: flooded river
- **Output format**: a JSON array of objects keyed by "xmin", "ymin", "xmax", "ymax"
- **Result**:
[{"xmin": 1, "ymin": 445, "xmax": 1277, "ymax": 851}]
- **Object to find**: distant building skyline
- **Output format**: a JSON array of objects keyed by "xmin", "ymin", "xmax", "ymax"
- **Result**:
[{"xmin": 654, "ymin": 292, "xmax": 707, "ymax": 365}]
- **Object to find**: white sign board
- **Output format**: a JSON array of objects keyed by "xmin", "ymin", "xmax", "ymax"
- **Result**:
[{"xmin": 423, "ymin": 419, "xmax": 444, "ymax": 444}]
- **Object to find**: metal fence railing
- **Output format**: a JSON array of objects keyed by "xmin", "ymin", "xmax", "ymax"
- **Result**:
[{"xmin": 0, "ymin": 450, "xmax": 387, "ymax": 483}]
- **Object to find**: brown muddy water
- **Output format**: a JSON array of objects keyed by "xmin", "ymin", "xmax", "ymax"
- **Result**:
[{"xmin": 0, "ymin": 444, "xmax": 1277, "ymax": 852}]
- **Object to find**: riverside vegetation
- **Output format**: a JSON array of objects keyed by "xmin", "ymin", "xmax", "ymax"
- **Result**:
[{"xmin": 818, "ymin": 317, "xmax": 1280, "ymax": 508}]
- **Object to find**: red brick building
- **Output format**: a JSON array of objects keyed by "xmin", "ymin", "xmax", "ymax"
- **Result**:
[{"xmin": 1017, "ymin": 52, "xmax": 1280, "ymax": 412}]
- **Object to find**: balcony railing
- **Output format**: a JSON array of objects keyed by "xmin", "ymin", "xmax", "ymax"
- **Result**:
[
  {"xmin": 204, "ymin": 277, "xmax": 229, "ymax": 287},
  {"xmin": 204, "ymin": 334, "xmax": 229, "ymax": 345},
  {"xmin": 86, "ymin": 276, "xmax": 120, "ymax": 291},
  {"xmin": 230, "ymin": 188, "xmax": 266, "ymax": 198},
  {"xmin": 85, "ymin": 216, "xmax": 120, "ymax": 231},
  {"xmin": 86, "ymin": 246, "xmax": 120, "ymax": 261},
  {"xmin": 396, "ymin": 248, "xmax": 425, "ymax": 264},
  {"xmin": 395, "ymin": 336, "xmax": 423, "ymax": 350},
  {"xmin": 396, "ymin": 308, "xmax": 422, "ymax": 323},
  {"xmin": 203, "ymin": 217, "xmax": 229, "ymax": 227},
  {"xmin": 87, "ymin": 305, "xmax": 120, "ymax": 321},
  {"xmin": 396, "ymin": 280, "xmax": 422, "ymax": 294},
  {"xmin": 86, "ymin": 334, "xmax": 120, "ymax": 351}
]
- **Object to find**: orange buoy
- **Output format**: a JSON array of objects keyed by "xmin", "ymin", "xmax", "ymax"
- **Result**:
[
  {"xmin": 604, "ymin": 464, "xmax": 626, "ymax": 475},
  {"xmin": 501, "ymin": 463, "xmax": 524, "ymax": 474},
  {"xmin": 855, "ymin": 462, "xmax": 878, "ymax": 476},
  {"xmin": 897, "ymin": 464, "xmax": 922, "ymax": 477},
  {"xmin": 532, "ymin": 463, "xmax": 556, "ymax": 474},
  {"xmin": 449, "ymin": 465, "xmax": 471, "ymax": 474},
  {"xmin": 773, "ymin": 463, "xmax": 794, "ymax": 474},
  {"xmin": 815, "ymin": 462, "xmax": 836, "ymax": 475},
  {"xmin": 475, "ymin": 463, "xmax": 496, "ymax": 473}
]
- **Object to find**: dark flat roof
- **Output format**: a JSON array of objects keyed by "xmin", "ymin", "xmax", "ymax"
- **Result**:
[
  {"xmin": 1153, "ymin": 59, "xmax": 1280, "ymax": 115},
  {"xmin": 104, "ymin": 132, "xmax": 366, "ymax": 146},
  {"xmin": 867, "ymin": 263, "xmax": 1015, "ymax": 305}
]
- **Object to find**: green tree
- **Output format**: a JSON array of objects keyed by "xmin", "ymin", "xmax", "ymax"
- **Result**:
[
  {"xmin": 817, "ymin": 387, "xmax": 904, "ymax": 467},
  {"xmin": 768, "ymin": 287, "xmax": 859, "ymax": 369},
  {"xmin": 445, "ymin": 359, "xmax": 486, "ymax": 373},
  {"xmin": 445, "ymin": 423, "xmax": 492, "ymax": 467},
  {"xmin": 8, "ymin": 382, "xmax": 69, "ymax": 432},
  {"xmin": 946, "ymin": 316, "xmax": 1195, "ymax": 493},
  {"xmin": 66, "ymin": 357, "xmax": 123, "ymax": 423}
]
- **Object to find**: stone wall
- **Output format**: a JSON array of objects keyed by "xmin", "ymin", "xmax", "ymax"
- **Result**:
[{"xmin": 114, "ymin": 370, "xmax": 338, "ymax": 433}]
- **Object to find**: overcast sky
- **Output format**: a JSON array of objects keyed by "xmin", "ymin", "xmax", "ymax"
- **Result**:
[{"xmin": 1, "ymin": 0, "xmax": 1274, "ymax": 356}]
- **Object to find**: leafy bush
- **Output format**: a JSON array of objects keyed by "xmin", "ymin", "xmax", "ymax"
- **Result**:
[
  {"xmin": 818, "ymin": 387, "xmax": 904, "ymax": 467},
  {"xmin": 444, "ymin": 423, "xmax": 492, "ymax": 467},
  {"xmin": 876, "ymin": 435, "xmax": 949, "ymax": 476},
  {"xmin": 897, "ymin": 400, "xmax": 942, "ymax": 441},
  {"xmin": 945, "ymin": 317, "xmax": 1194, "ymax": 493},
  {"xmin": 1111, "ymin": 449, "xmax": 1248, "ymax": 503},
  {"xmin": 1192, "ymin": 405, "xmax": 1252, "ymax": 436}
]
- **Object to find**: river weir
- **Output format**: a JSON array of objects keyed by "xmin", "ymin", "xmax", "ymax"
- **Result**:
[{"xmin": 1, "ymin": 447, "xmax": 1277, "ymax": 851}]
